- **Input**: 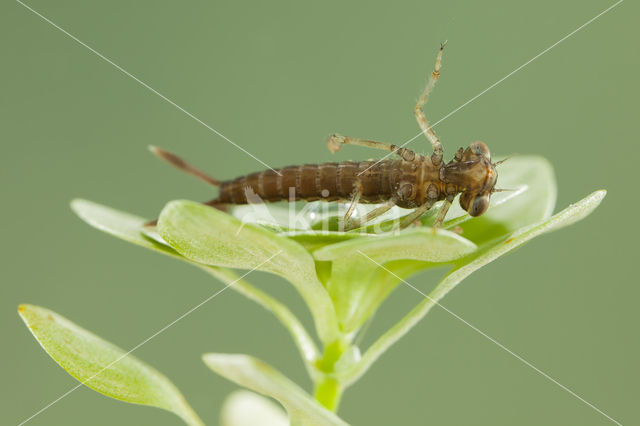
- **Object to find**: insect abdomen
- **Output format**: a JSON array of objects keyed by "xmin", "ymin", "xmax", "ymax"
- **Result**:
[{"xmin": 217, "ymin": 160, "xmax": 396, "ymax": 204}]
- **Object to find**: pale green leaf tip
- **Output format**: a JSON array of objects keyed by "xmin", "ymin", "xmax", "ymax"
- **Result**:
[
  {"xmin": 69, "ymin": 198, "xmax": 85, "ymax": 214},
  {"xmin": 17, "ymin": 304, "xmax": 27, "ymax": 315},
  {"xmin": 580, "ymin": 189, "xmax": 606, "ymax": 213},
  {"xmin": 70, "ymin": 198, "xmax": 117, "ymax": 217},
  {"xmin": 70, "ymin": 198, "xmax": 102, "ymax": 223},
  {"xmin": 17, "ymin": 303, "xmax": 38, "ymax": 322},
  {"xmin": 221, "ymin": 390, "xmax": 288, "ymax": 426},
  {"xmin": 572, "ymin": 189, "xmax": 606, "ymax": 213}
]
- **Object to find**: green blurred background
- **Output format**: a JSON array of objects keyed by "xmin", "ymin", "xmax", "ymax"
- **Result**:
[{"xmin": 2, "ymin": 0, "xmax": 637, "ymax": 424}]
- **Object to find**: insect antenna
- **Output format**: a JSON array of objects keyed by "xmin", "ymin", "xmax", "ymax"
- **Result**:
[
  {"xmin": 149, "ymin": 145, "xmax": 220, "ymax": 187},
  {"xmin": 492, "ymin": 188, "xmax": 517, "ymax": 193}
]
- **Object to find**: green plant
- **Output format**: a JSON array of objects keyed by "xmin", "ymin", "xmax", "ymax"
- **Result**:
[{"xmin": 19, "ymin": 156, "xmax": 605, "ymax": 425}]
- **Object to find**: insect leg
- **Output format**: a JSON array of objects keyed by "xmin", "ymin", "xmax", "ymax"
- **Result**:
[
  {"xmin": 345, "ymin": 198, "xmax": 397, "ymax": 231},
  {"xmin": 399, "ymin": 200, "xmax": 437, "ymax": 229},
  {"xmin": 414, "ymin": 43, "xmax": 446, "ymax": 166},
  {"xmin": 341, "ymin": 180, "xmax": 363, "ymax": 230},
  {"xmin": 327, "ymin": 134, "xmax": 418, "ymax": 162},
  {"xmin": 432, "ymin": 195, "xmax": 455, "ymax": 230}
]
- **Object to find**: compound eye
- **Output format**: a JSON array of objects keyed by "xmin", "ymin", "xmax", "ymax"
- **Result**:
[
  {"xmin": 469, "ymin": 195, "xmax": 490, "ymax": 217},
  {"xmin": 469, "ymin": 141, "xmax": 491, "ymax": 161}
]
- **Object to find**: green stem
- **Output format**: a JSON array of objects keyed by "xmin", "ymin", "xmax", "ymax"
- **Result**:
[
  {"xmin": 313, "ymin": 376, "xmax": 343, "ymax": 412},
  {"xmin": 313, "ymin": 339, "xmax": 348, "ymax": 411}
]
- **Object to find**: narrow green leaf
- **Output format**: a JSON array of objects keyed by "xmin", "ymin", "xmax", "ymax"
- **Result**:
[
  {"xmin": 340, "ymin": 190, "xmax": 606, "ymax": 385},
  {"xmin": 71, "ymin": 199, "xmax": 320, "ymax": 374},
  {"xmin": 220, "ymin": 390, "xmax": 288, "ymax": 426},
  {"xmin": 18, "ymin": 304, "xmax": 203, "ymax": 426},
  {"xmin": 203, "ymin": 354, "xmax": 349, "ymax": 426},
  {"xmin": 158, "ymin": 200, "xmax": 341, "ymax": 344}
]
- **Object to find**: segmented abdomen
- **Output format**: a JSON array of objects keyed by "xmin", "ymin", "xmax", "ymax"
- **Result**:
[{"xmin": 217, "ymin": 160, "xmax": 397, "ymax": 204}]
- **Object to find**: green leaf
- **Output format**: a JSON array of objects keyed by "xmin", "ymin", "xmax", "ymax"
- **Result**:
[
  {"xmin": 18, "ymin": 304, "xmax": 203, "ymax": 426},
  {"xmin": 313, "ymin": 228, "xmax": 477, "ymax": 333},
  {"xmin": 313, "ymin": 227, "xmax": 476, "ymax": 263},
  {"xmin": 220, "ymin": 390, "xmax": 288, "ymax": 426},
  {"xmin": 340, "ymin": 190, "xmax": 606, "ymax": 385},
  {"xmin": 71, "ymin": 199, "xmax": 320, "ymax": 375},
  {"xmin": 484, "ymin": 155, "xmax": 556, "ymax": 224},
  {"xmin": 230, "ymin": 203, "xmax": 302, "ymax": 232},
  {"xmin": 157, "ymin": 200, "xmax": 341, "ymax": 344},
  {"xmin": 203, "ymin": 353, "xmax": 349, "ymax": 426},
  {"xmin": 71, "ymin": 199, "xmax": 176, "ymax": 257},
  {"xmin": 282, "ymin": 230, "xmax": 372, "ymax": 252}
]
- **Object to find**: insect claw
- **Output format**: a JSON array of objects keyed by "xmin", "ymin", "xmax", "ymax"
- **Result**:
[{"xmin": 327, "ymin": 133, "xmax": 346, "ymax": 153}]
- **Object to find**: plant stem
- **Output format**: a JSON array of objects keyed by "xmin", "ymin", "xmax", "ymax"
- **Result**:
[
  {"xmin": 313, "ymin": 376, "xmax": 342, "ymax": 412},
  {"xmin": 313, "ymin": 339, "xmax": 348, "ymax": 411}
]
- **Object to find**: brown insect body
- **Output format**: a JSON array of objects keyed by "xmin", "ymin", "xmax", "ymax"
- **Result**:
[
  {"xmin": 215, "ymin": 158, "xmax": 435, "ymax": 208},
  {"xmin": 214, "ymin": 141, "xmax": 497, "ymax": 215}
]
